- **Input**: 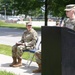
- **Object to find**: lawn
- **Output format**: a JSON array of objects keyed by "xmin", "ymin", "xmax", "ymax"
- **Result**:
[
  {"xmin": 0, "ymin": 70, "xmax": 16, "ymax": 75},
  {"xmin": 0, "ymin": 20, "xmax": 25, "ymax": 29},
  {"xmin": 0, "ymin": 20, "xmax": 41, "ymax": 30},
  {"xmin": 0, "ymin": 44, "xmax": 35, "ymax": 60}
]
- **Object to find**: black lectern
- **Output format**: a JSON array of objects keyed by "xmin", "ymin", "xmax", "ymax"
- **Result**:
[{"xmin": 42, "ymin": 26, "xmax": 75, "ymax": 75}]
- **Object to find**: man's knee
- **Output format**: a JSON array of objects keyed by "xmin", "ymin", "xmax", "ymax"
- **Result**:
[{"xmin": 12, "ymin": 45, "xmax": 17, "ymax": 50}]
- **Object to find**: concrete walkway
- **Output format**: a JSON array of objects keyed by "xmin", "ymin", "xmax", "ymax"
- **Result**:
[
  {"xmin": 0, "ymin": 54, "xmax": 41, "ymax": 75},
  {"xmin": 0, "ymin": 27, "xmax": 41, "ymax": 75}
]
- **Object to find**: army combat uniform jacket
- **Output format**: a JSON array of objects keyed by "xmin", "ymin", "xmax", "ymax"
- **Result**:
[
  {"xmin": 12, "ymin": 28, "xmax": 38, "ymax": 58},
  {"xmin": 64, "ymin": 18, "xmax": 75, "ymax": 30}
]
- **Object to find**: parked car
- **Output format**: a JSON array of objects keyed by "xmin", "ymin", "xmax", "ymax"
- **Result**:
[{"xmin": 7, "ymin": 16, "xmax": 20, "ymax": 23}]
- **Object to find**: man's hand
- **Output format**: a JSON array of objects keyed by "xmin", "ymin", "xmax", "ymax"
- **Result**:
[{"xmin": 16, "ymin": 42, "xmax": 22, "ymax": 46}]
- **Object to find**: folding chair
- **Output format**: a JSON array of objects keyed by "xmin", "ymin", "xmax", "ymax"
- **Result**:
[{"xmin": 23, "ymin": 36, "xmax": 41, "ymax": 67}]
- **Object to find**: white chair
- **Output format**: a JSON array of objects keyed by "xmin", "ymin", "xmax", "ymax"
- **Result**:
[{"xmin": 23, "ymin": 36, "xmax": 41, "ymax": 67}]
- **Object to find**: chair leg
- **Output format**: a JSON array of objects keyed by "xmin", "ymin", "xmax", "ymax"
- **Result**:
[
  {"xmin": 25, "ymin": 52, "xmax": 34, "ymax": 67},
  {"xmin": 25, "ymin": 52, "xmax": 30, "ymax": 66},
  {"xmin": 28, "ymin": 54, "xmax": 35, "ymax": 67}
]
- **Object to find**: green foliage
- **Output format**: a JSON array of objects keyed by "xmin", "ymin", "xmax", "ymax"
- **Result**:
[
  {"xmin": 47, "ymin": 0, "xmax": 75, "ymax": 17},
  {"xmin": 13, "ymin": 0, "xmax": 44, "ymax": 16},
  {"xmin": 1, "ymin": 0, "xmax": 75, "ymax": 17},
  {"xmin": 0, "ymin": 0, "xmax": 13, "ymax": 15},
  {"xmin": 0, "ymin": 70, "xmax": 16, "ymax": 75}
]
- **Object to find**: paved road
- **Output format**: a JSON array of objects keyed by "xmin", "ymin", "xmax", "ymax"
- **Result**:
[
  {"xmin": 0, "ymin": 27, "xmax": 41, "ymax": 75},
  {"xmin": 0, "ymin": 27, "xmax": 41, "ymax": 46}
]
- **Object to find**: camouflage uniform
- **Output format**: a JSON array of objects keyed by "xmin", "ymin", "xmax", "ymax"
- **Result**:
[
  {"xmin": 64, "ymin": 18, "xmax": 75, "ymax": 30},
  {"xmin": 64, "ymin": 4, "xmax": 75, "ymax": 30},
  {"xmin": 32, "ymin": 48, "xmax": 41, "ymax": 73},
  {"xmin": 35, "ymin": 50, "xmax": 41, "ymax": 64},
  {"xmin": 12, "ymin": 28, "xmax": 38, "ymax": 59}
]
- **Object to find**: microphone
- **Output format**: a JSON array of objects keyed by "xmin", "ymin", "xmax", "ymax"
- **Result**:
[{"xmin": 60, "ymin": 17, "xmax": 64, "ymax": 26}]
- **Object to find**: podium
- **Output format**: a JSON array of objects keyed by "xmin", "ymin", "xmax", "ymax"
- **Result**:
[{"xmin": 42, "ymin": 26, "xmax": 75, "ymax": 75}]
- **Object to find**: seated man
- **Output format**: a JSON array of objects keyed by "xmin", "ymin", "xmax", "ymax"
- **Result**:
[
  {"xmin": 10, "ymin": 22, "xmax": 38, "ymax": 67},
  {"xmin": 32, "ymin": 49, "xmax": 41, "ymax": 73}
]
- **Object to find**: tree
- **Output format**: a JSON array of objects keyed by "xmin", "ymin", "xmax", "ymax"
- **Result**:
[
  {"xmin": 47, "ymin": 0, "xmax": 75, "ymax": 17},
  {"xmin": 13, "ymin": 0, "xmax": 44, "ymax": 17},
  {"xmin": 0, "ymin": 0, "xmax": 75, "ymax": 17},
  {"xmin": 0, "ymin": 0, "xmax": 13, "ymax": 15}
]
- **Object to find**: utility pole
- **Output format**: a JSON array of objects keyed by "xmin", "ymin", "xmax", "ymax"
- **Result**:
[
  {"xmin": 4, "ymin": 7, "xmax": 6, "ymax": 20},
  {"xmin": 2, "ymin": 4, "xmax": 7, "ymax": 21},
  {"xmin": 45, "ymin": 0, "xmax": 48, "ymax": 26}
]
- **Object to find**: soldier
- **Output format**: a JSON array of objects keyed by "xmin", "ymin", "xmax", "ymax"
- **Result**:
[
  {"xmin": 10, "ymin": 22, "xmax": 38, "ymax": 67},
  {"xmin": 32, "ymin": 50, "xmax": 41, "ymax": 73},
  {"xmin": 63, "ymin": 4, "xmax": 75, "ymax": 30}
]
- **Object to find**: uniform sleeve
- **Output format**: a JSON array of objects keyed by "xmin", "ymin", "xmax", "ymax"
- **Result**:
[
  {"xmin": 18, "ymin": 32, "xmax": 25, "ymax": 43},
  {"xmin": 63, "ymin": 18, "xmax": 69, "ymax": 27}
]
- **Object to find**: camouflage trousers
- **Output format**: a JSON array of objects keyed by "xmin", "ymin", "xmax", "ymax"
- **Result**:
[
  {"xmin": 35, "ymin": 50, "xmax": 41, "ymax": 64},
  {"xmin": 12, "ymin": 44, "xmax": 26, "ymax": 58}
]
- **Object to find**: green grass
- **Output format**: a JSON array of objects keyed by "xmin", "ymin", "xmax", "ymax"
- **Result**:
[
  {"xmin": 0, "ymin": 44, "xmax": 35, "ymax": 61},
  {"xmin": 0, "ymin": 70, "xmax": 16, "ymax": 75},
  {"xmin": 0, "ymin": 20, "xmax": 41, "ymax": 31},
  {"xmin": 0, "ymin": 20, "xmax": 26, "ymax": 29},
  {"xmin": 0, "ymin": 44, "xmax": 12, "ymax": 56}
]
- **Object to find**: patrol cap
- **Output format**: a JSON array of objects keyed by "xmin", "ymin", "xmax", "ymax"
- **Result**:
[
  {"xmin": 26, "ymin": 22, "xmax": 32, "ymax": 26},
  {"xmin": 64, "ymin": 4, "xmax": 75, "ymax": 11}
]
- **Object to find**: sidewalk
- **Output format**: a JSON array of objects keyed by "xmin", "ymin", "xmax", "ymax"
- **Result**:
[{"xmin": 0, "ymin": 54, "xmax": 41, "ymax": 75}]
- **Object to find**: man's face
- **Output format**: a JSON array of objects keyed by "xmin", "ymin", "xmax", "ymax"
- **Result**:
[
  {"xmin": 66, "ymin": 9, "xmax": 74, "ymax": 18},
  {"xmin": 26, "ymin": 25, "xmax": 32, "ymax": 31}
]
